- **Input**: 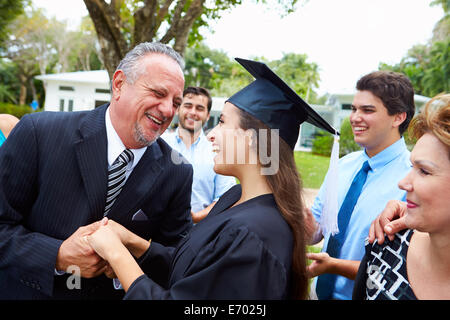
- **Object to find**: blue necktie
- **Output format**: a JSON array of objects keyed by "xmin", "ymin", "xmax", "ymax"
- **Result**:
[{"xmin": 316, "ymin": 160, "xmax": 371, "ymax": 300}]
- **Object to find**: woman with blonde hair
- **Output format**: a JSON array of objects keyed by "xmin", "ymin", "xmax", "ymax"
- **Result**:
[{"xmin": 353, "ymin": 93, "xmax": 450, "ymax": 299}]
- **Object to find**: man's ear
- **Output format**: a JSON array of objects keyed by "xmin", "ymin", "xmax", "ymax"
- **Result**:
[
  {"xmin": 393, "ymin": 112, "xmax": 407, "ymax": 129},
  {"xmin": 111, "ymin": 70, "xmax": 126, "ymax": 101}
]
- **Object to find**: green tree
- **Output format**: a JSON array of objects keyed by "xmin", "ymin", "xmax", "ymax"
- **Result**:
[
  {"xmin": 0, "ymin": 61, "xmax": 19, "ymax": 104},
  {"xmin": 183, "ymin": 43, "xmax": 254, "ymax": 96},
  {"xmin": 422, "ymin": 40, "xmax": 449, "ymax": 95},
  {"xmin": 68, "ymin": 16, "xmax": 104, "ymax": 71},
  {"xmin": 184, "ymin": 43, "xmax": 234, "ymax": 90},
  {"xmin": 212, "ymin": 60, "xmax": 255, "ymax": 97},
  {"xmin": 183, "ymin": 44, "xmax": 322, "ymax": 101},
  {"xmin": 82, "ymin": 0, "xmax": 301, "ymax": 79},
  {"xmin": 379, "ymin": 1, "xmax": 450, "ymax": 98},
  {"xmin": 269, "ymin": 53, "xmax": 320, "ymax": 103},
  {"xmin": 1, "ymin": 8, "xmax": 51, "ymax": 105},
  {"xmin": 0, "ymin": 0, "xmax": 27, "ymax": 48},
  {"xmin": 0, "ymin": 6, "xmax": 104, "ymax": 106}
]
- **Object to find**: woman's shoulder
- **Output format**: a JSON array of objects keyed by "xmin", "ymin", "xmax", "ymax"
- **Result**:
[{"xmin": 366, "ymin": 228, "xmax": 414, "ymax": 254}]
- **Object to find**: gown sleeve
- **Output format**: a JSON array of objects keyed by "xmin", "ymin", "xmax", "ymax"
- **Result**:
[
  {"xmin": 136, "ymin": 241, "xmax": 176, "ymax": 288},
  {"xmin": 124, "ymin": 226, "xmax": 289, "ymax": 300}
]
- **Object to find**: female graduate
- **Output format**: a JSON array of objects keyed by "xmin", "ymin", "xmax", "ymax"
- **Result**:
[{"xmin": 87, "ymin": 58, "xmax": 338, "ymax": 300}]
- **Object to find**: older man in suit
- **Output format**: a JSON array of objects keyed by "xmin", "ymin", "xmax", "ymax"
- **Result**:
[{"xmin": 0, "ymin": 42, "xmax": 193, "ymax": 299}]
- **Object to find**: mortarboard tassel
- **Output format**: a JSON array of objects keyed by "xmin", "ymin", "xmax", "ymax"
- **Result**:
[{"xmin": 319, "ymin": 134, "xmax": 340, "ymax": 236}]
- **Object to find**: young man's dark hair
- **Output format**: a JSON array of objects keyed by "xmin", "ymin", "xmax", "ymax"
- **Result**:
[
  {"xmin": 183, "ymin": 86, "xmax": 213, "ymax": 112},
  {"xmin": 356, "ymin": 71, "xmax": 415, "ymax": 135}
]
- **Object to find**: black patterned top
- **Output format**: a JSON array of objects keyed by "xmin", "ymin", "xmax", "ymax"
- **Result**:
[{"xmin": 353, "ymin": 229, "xmax": 417, "ymax": 300}]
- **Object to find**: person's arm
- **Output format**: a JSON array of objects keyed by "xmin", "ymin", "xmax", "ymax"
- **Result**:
[
  {"xmin": 308, "ymin": 175, "xmax": 330, "ymax": 245},
  {"xmin": 0, "ymin": 114, "xmax": 19, "ymax": 138},
  {"xmin": 307, "ymin": 252, "xmax": 360, "ymax": 280},
  {"xmin": 103, "ymin": 219, "xmax": 175, "ymax": 287},
  {"xmin": 304, "ymin": 207, "xmax": 323, "ymax": 245},
  {"xmin": 0, "ymin": 115, "xmax": 106, "ymax": 296},
  {"xmin": 124, "ymin": 226, "xmax": 290, "ymax": 300},
  {"xmin": 368, "ymin": 200, "xmax": 408, "ymax": 244},
  {"xmin": 55, "ymin": 221, "xmax": 108, "ymax": 277},
  {"xmin": 191, "ymin": 201, "xmax": 216, "ymax": 223}
]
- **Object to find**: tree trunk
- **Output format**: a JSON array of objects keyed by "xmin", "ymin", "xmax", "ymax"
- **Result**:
[
  {"xmin": 29, "ymin": 77, "xmax": 38, "ymax": 102},
  {"xmin": 19, "ymin": 76, "xmax": 27, "ymax": 106},
  {"xmin": 172, "ymin": 0, "xmax": 205, "ymax": 55},
  {"xmin": 83, "ymin": 0, "xmax": 129, "ymax": 79}
]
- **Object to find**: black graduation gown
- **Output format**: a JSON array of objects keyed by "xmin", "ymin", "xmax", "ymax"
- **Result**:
[{"xmin": 124, "ymin": 185, "xmax": 294, "ymax": 300}]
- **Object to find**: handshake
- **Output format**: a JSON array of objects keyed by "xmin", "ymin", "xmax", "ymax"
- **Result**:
[{"xmin": 55, "ymin": 217, "xmax": 147, "ymax": 279}]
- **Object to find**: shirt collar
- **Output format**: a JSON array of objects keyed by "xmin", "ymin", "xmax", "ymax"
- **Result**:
[
  {"xmin": 175, "ymin": 127, "xmax": 205, "ymax": 147},
  {"xmin": 364, "ymin": 137, "xmax": 408, "ymax": 171},
  {"xmin": 105, "ymin": 107, "xmax": 147, "ymax": 168}
]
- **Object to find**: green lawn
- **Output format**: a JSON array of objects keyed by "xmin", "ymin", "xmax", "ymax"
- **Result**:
[{"xmin": 294, "ymin": 151, "xmax": 330, "ymax": 189}]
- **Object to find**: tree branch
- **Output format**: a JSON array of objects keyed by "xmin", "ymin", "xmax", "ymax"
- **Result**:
[
  {"xmin": 173, "ymin": 0, "xmax": 205, "ymax": 54},
  {"xmin": 159, "ymin": 0, "xmax": 187, "ymax": 44},
  {"xmin": 154, "ymin": 0, "xmax": 174, "ymax": 33},
  {"xmin": 83, "ymin": 0, "xmax": 128, "ymax": 78},
  {"xmin": 133, "ymin": 0, "xmax": 158, "ymax": 45}
]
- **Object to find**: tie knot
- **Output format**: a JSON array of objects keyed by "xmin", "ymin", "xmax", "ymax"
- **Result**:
[
  {"xmin": 117, "ymin": 149, "xmax": 134, "ymax": 165},
  {"xmin": 362, "ymin": 160, "xmax": 371, "ymax": 173}
]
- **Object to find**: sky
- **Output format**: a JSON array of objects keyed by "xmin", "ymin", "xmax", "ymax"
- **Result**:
[{"xmin": 32, "ymin": 0, "xmax": 444, "ymax": 95}]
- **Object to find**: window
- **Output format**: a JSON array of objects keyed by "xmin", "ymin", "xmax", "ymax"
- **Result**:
[
  {"xmin": 68, "ymin": 100, "xmax": 74, "ymax": 112},
  {"xmin": 95, "ymin": 100, "xmax": 109, "ymax": 108},
  {"xmin": 59, "ymin": 86, "xmax": 75, "ymax": 91},
  {"xmin": 59, "ymin": 99, "xmax": 64, "ymax": 111},
  {"xmin": 342, "ymin": 104, "xmax": 352, "ymax": 110},
  {"xmin": 95, "ymin": 88, "xmax": 110, "ymax": 94}
]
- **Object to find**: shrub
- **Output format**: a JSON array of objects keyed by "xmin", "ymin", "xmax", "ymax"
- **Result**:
[
  {"xmin": 0, "ymin": 102, "xmax": 36, "ymax": 118},
  {"xmin": 339, "ymin": 117, "xmax": 361, "ymax": 157},
  {"xmin": 311, "ymin": 133, "xmax": 333, "ymax": 157}
]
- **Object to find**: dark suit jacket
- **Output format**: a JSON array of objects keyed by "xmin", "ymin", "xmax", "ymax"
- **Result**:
[{"xmin": 0, "ymin": 104, "xmax": 193, "ymax": 299}]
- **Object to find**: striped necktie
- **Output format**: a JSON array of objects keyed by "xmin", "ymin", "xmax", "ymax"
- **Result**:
[
  {"xmin": 104, "ymin": 149, "xmax": 134, "ymax": 216},
  {"xmin": 316, "ymin": 160, "xmax": 371, "ymax": 299}
]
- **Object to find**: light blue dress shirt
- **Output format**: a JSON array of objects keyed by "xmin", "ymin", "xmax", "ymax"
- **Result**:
[
  {"xmin": 311, "ymin": 137, "xmax": 411, "ymax": 300},
  {"xmin": 161, "ymin": 128, "xmax": 236, "ymax": 213}
]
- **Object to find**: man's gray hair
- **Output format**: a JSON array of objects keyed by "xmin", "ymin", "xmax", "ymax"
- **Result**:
[{"xmin": 115, "ymin": 42, "xmax": 185, "ymax": 84}]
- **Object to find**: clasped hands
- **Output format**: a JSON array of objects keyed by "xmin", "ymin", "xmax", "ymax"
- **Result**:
[{"xmin": 55, "ymin": 217, "xmax": 132, "ymax": 279}]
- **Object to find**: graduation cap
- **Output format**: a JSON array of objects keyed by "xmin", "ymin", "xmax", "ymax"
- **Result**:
[
  {"xmin": 228, "ymin": 58, "xmax": 341, "ymax": 236},
  {"xmin": 227, "ymin": 58, "xmax": 339, "ymax": 150}
]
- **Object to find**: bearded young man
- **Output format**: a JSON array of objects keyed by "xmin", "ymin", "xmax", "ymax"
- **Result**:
[{"xmin": 162, "ymin": 86, "xmax": 235, "ymax": 223}]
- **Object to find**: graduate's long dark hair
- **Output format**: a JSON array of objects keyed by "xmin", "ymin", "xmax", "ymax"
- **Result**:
[{"xmin": 239, "ymin": 109, "xmax": 308, "ymax": 300}]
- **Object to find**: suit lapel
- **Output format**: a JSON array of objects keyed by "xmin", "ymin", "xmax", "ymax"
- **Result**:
[
  {"xmin": 75, "ymin": 105, "xmax": 109, "ymax": 220},
  {"xmin": 107, "ymin": 141, "xmax": 164, "ymax": 221}
]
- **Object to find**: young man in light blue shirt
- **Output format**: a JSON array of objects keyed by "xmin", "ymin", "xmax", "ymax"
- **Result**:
[
  {"xmin": 162, "ymin": 87, "xmax": 235, "ymax": 223},
  {"xmin": 307, "ymin": 71, "xmax": 416, "ymax": 300}
]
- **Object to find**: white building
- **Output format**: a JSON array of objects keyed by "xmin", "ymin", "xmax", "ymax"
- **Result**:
[
  {"xmin": 35, "ymin": 70, "xmax": 111, "ymax": 112},
  {"xmin": 35, "ymin": 71, "xmax": 430, "ymax": 151}
]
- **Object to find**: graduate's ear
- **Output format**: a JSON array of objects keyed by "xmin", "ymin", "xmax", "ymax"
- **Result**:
[
  {"xmin": 111, "ymin": 70, "xmax": 126, "ymax": 101},
  {"xmin": 393, "ymin": 111, "xmax": 407, "ymax": 129}
]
